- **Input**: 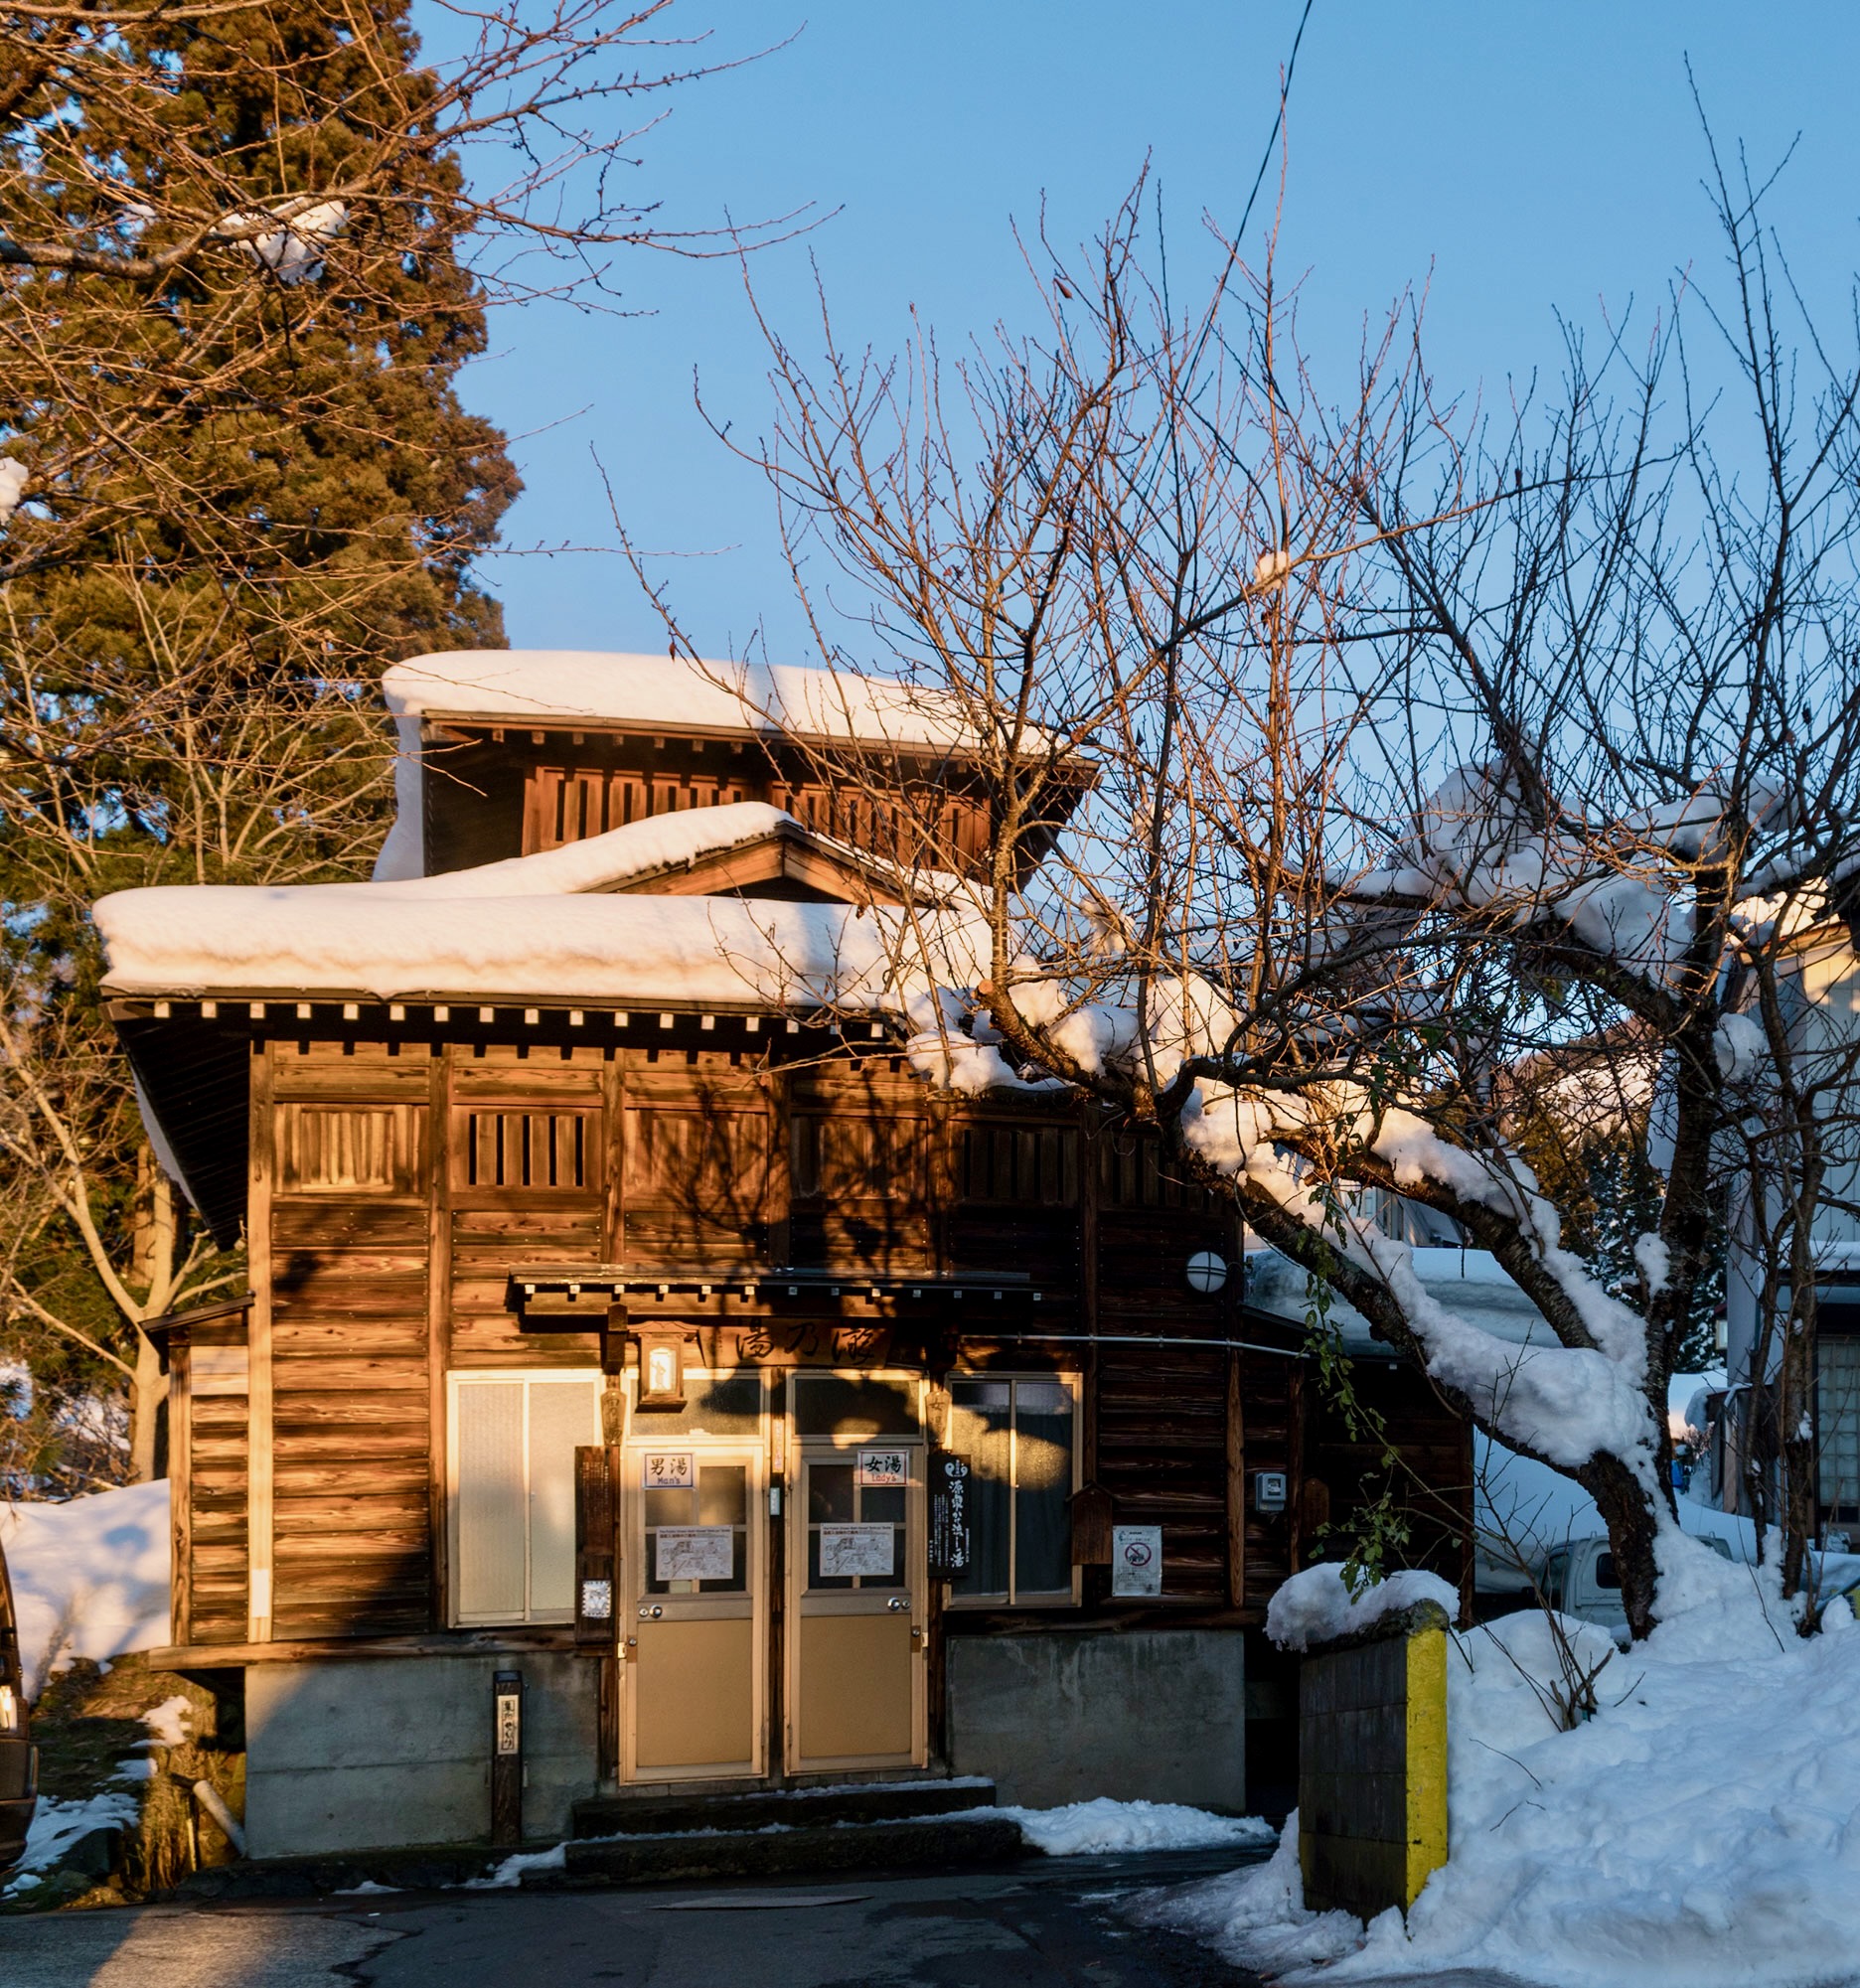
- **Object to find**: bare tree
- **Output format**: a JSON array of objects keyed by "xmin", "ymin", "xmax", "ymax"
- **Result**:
[{"xmin": 636, "ymin": 148, "xmax": 1860, "ymax": 1637}]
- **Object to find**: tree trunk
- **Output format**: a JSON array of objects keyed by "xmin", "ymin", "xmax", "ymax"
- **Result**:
[
  {"xmin": 1579, "ymin": 1449, "xmax": 1667, "ymax": 1640},
  {"xmin": 126, "ymin": 1146, "xmax": 177, "ymax": 1483},
  {"xmin": 128, "ymin": 1327, "xmax": 167, "ymax": 1484}
]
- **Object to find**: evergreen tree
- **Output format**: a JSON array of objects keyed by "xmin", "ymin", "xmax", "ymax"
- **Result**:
[{"xmin": 0, "ymin": 0, "xmax": 721, "ymax": 1481}]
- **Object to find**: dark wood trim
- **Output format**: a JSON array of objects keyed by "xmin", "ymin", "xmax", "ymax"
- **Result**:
[
  {"xmin": 1225, "ymin": 1349, "xmax": 1246, "ymax": 1608},
  {"xmin": 148, "ymin": 1628, "xmax": 590, "ymax": 1669},
  {"xmin": 170, "ymin": 1335, "xmax": 194, "ymax": 1646},
  {"xmin": 246, "ymin": 1042, "xmax": 275, "ymax": 1640},
  {"xmin": 427, "ymin": 1046, "xmax": 452, "ymax": 1629}
]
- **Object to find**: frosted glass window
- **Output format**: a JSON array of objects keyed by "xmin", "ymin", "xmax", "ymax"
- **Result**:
[
  {"xmin": 947, "ymin": 1374, "xmax": 1078, "ymax": 1606},
  {"xmin": 452, "ymin": 1372, "xmax": 600, "ymax": 1625},
  {"xmin": 1819, "ymin": 1338, "xmax": 1860, "ymax": 1519}
]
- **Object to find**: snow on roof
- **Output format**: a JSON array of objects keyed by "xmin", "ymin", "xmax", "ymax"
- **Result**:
[
  {"xmin": 359, "ymin": 801, "xmax": 800, "ymax": 899},
  {"xmin": 384, "ymin": 649, "xmax": 982, "ymax": 752},
  {"xmin": 94, "ymin": 815, "xmax": 988, "ymax": 1009}
]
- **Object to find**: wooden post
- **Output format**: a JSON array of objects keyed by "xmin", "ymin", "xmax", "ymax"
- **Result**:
[
  {"xmin": 491, "ymin": 1669, "xmax": 524, "ymax": 1848},
  {"xmin": 1225, "ymin": 1349, "xmax": 1247, "ymax": 1608},
  {"xmin": 245, "ymin": 1042, "xmax": 274, "ymax": 1642},
  {"xmin": 426, "ymin": 1045, "xmax": 452, "ymax": 1631},
  {"xmin": 170, "ymin": 1332, "xmax": 194, "ymax": 1647}
]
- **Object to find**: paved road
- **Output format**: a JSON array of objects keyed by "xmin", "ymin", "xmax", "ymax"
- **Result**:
[{"xmin": 3, "ymin": 1849, "xmax": 1272, "ymax": 1988}]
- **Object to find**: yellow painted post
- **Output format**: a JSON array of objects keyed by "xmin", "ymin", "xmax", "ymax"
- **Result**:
[{"xmin": 1402, "ymin": 1620, "xmax": 1449, "ymax": 1908}]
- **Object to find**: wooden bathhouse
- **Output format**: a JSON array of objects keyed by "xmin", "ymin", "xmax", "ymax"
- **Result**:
[{"xmin": 101, "ymin": 651, "xmax": 1471, "ymax": 1857}]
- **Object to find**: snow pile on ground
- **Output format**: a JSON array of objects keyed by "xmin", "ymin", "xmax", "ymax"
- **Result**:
[
  {"xmin": 469, "ymin": 1843, "xmax": 566, "ymax": 1889},
  {"xmin": 1151, "ymin": 1548, "xmax": 1860, "ymax": 1987},
  {"xmin": 1000, "ymin": 1797, "xmax": 1274, "ymax": 1857},
  {"xmin": 2, "ymin": 1791, "xmax": 141, "ymax": 1894},
  {"xmin": 0, "ymin": 1481, "xmax": 171, "ymax": 1697},
  {"xmin": 1266, "ymin": 1564, "xmax": 1459, "ymax": 1653}
]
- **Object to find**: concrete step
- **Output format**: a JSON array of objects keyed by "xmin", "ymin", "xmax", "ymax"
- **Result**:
[
  {"xmin": 571, "ymin": 1776, "xmax": 995, "ymax": 1841},
  {"xmin": 550, "ymin": 1811, "xmax": 1023, "ymax": 1889}
]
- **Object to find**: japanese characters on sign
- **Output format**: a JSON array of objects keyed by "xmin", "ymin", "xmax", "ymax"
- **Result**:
[
  {"xmin": 653, "ymin": 1525, "xmax": 734, "ymax": 1582},
  {"xmin": 856, "ymin": 1447, "xmax": 909, "ymax": 1487},
  {"xmin": 928, "ymin": 1451, "xmax": 973, "ymax": 1576},
  {"xmin": 817, "ymin": 1523, "xmax": 896, "ymax": 1580},
  {"xmin": 495, "ymin": 1688, "xmax": 522, "ymax": 1757},
  {"xmin": 641, "ymin": 1451, "xmax": 695, "ymax": 1489}
]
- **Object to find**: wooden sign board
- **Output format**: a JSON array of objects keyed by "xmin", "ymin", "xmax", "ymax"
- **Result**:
[
  {"xmin": 693, "ymin": 1322, "xmax": 898, "ymax": 1368},
  {"xmin": 928, "ymin": 1451, "xmax": 974, "ymax": 1578}
]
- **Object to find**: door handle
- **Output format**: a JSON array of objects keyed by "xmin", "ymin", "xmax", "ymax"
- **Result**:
[
  {"xmin": 886, "ymin": 1595, "xmax": 911, "ymax": 1612},
  {"xmin": 638, "ymin": 1604, "xmax": 663, "ymax": 1620}
]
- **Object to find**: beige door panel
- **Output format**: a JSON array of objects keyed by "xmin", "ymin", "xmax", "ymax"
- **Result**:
[
  {"xmin": 635, "ymin": 1617, "xmax": 757, "ymax": 1769},
  {"xmin": 797, "ymin": 1613, "xmax": 915, "ymax": 1762},
  {"xmin": 621, "ymin": 1439, "xmax": 766, "ymax": 1782},
  {"xmin": 786, "ymin": 1433, "xmax": 927, "ymax": 1773}
]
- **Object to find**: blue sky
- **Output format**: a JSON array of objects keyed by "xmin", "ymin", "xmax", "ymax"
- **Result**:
[{"xmin": 445, "ymin": 1, "xmax": 1860, "ymax": 662}]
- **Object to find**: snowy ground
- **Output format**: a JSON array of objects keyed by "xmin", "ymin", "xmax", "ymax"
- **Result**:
[
  {"xmin": 1149, "ymin": 1551, "xmax": 1860, "ymax": 1988},
  {"xmin": 0, "ymin": 1481, "xmax": 171, "ymax": 1697}
]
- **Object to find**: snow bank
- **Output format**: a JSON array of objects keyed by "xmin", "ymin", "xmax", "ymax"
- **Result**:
[
  {"xmin": 1, "ymin": 1481, "xmax": 171, "ymax": 1697},
  {"xmin": 1265, "ymin": 1564, "xmax": 1459, "ymax": 1653},
  {"xmin": 2, "ymin": 1791, "xmax": 141, "ymax": 1894},
  {"xmin": 1154, "ymin": 1553, "xmax": 1860, "ymax": 1988},
  {"xmin": 1000, "ymin": 1797, "xmax": 1274, "ymax": 1857}
]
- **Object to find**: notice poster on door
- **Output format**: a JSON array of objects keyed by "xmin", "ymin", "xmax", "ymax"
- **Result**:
[
  {"xmin": 641, "ymin": 1451, "xmax": 695, "ymax": 1489},
  {"xmin": 856, "ymin": 1448, "xmax": 909, "ymax": 1487},
  {"xmin": 654, "ymin": 1525, "xmax": 734, "ymax": 1582},
  {"xmin": 1112, "ymin": 1524, "xmax": 1163, "ymax": 1597},
  {"xmin": 818, "ymin": 1522, "xmax": 896, "ymax": 1579}
]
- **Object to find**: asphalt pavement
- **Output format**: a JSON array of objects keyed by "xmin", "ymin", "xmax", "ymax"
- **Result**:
[{"xmin": 1, "ymin": 1846, "xmax": 1271, "ymax": 1988}]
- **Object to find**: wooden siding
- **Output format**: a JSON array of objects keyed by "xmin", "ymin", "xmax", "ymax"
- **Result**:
[{"xmin": 169, "ymin": 1030, "xmax": 1463, "ymax": 1649}]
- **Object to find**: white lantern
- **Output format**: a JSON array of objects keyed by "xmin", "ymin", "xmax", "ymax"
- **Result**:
[{"xmin": 1185, "ymin": 1251, "xmax": 1228, "ymax": 1294}]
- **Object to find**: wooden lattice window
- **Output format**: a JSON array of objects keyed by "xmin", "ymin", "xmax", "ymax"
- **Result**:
[
  {"xmin": 275, "ymin": 1103, "xmax": 423, "ymax": 1195},
  {"xmin": 454, "ymin": 1109, "xmax": 600, "ymax": 1193},
  {"xmin": 958, "ymin": 1124, "xmax": 1078, "ymax": 1206}
]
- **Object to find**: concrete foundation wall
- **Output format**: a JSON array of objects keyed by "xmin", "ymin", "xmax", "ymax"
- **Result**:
[
  {"xmin": 947, "ymin": 1627, "xmax": 1245, "ymax": 1810},
  {"xmin": 244, "ymin": 1653, "xmax": 600, "ymax": 1859}
]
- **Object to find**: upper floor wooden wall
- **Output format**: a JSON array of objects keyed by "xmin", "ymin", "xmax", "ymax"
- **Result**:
[{"xmin": 418, "ymin": 722, "xmax": 1004, "ymax": 878}]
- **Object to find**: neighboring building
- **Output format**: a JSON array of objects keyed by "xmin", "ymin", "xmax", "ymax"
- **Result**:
[
  {"xmin": 103, "ymin": 651, "xmax": 1470, "ymax": 1857},
  {"xmin": 1716, "ymin": 930, "xmax": 1860, "ymax": 1532}
]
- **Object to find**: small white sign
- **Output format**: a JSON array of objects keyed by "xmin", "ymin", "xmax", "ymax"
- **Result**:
[
  {"xmin": 856, "ymin": 1448, "xmax": 909, "ymax": 1488},
  {"xmin": 641, "ymin": 1451, "xmax": 695, "ymax": 1490},
  {"xmin": 1112, "ymin": 1525, "xmax": 1163, "ymax": 1597},
  {"xmin": 654, "ymin": 1525, "xmax": 735, "ymax": 1582},
  {"xmin": 818, "ymin": 1522, "xmax": 897, "ymax": 1579}
]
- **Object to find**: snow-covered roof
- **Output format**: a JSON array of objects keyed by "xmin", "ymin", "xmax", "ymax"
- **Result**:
[
  {"xmin": 1245, "ymin": 1244, "xmax": 1556, "ymax": 1355},
  {"xmin": 95, "ymin": 810, "xmax": 988, "ymax": 1010},
  {"xmin": 357, "ymin": 801, "xmax": 866, "ymax": 900},
  {"xmin": 384, "ymin": 649, "xmax": 983, "ymax": 752}
]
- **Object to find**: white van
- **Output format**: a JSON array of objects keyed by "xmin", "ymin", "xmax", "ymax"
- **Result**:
[{"xmin": 1542, "ymin": 1535, "xmax": 1734, "ymax": 1645}]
